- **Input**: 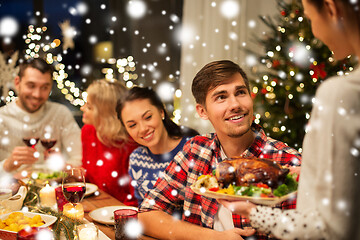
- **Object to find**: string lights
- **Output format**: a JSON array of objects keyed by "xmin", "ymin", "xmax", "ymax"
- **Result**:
[
  {"xmin": 24, "ymin": 25, "xmax": 85, "ymax": 106},
  {"xmin": 19, "ymin": 25, "xmax": 141, "ymax": 108}
]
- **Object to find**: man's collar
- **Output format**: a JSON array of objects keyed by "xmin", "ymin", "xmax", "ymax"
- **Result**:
[{"xmin": 241, "ymin": 123, "xmax": 267, "ymax": 158}]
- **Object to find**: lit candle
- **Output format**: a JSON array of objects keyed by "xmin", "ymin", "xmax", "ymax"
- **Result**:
[
  {"xmin": 39, "ymin": 184, "xmax": 56, "ymax": 209},
  {"xmin": 78, "ymin": 224, "xmax": 98, "ymax": 240},
  {"xmin": 63, "ymin": 203, "xmax": 84, "ymax": 220}
]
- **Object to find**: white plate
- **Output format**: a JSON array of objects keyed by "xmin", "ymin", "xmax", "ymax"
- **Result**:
[
  {"xmin": 191, "ymin": 185, "xmax": 297, "ymax": 206},
  {"xmin": 0, "ymin": 211, "xmax": 57, "ymax": 233},
  {"xmin": 89, "ymin": 206, "xmax": 138, "ymax": 225},
  {"xmin": 85, "ymin": 183, "xmax": 98, "ymax": 197}
]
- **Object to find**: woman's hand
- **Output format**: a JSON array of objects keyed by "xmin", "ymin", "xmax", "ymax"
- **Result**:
[{"xmin": 217, "ymin": 199, "xmax": 257, "ymax": 218}]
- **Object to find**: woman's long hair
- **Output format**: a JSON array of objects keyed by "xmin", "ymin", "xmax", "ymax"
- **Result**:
[
  {"xmin": 117, "ymin": 86, "xmax": 198, "ymax": 139},
  {"xmin": 86, "ymin": 80, "xmax": 128, "ymax": 147}
]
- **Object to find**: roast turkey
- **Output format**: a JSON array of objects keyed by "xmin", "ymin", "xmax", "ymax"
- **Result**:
[{"xmin": 215, "ymin": 157, "xmax": 289, "ymax": 188}]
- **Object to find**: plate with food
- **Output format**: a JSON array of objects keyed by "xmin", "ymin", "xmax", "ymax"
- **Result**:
[
  {"xmin": 0, "ymin": 211, "xmax": 57, "ymax": 233},
  {"xmin": 29, "ymin": 169, "xmax": 64, "ymax": 185},
  {"xmin": 85, "ymin": 183, "xmax": 98, "ymax": 197},
  {"xmin": 89, "ymin": 206, "xmax": 138, "ymax": 225},
  {"xmin": 190, "ymin": 157, "xmax": 298, "ymax": 206}
]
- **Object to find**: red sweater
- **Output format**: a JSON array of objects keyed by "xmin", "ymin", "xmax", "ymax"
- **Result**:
[{"xmin": 81, "ymin": 124, "xmax": 138, "ymax": 206}]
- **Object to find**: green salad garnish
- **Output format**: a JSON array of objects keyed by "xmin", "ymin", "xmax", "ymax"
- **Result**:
[
  {"xmin": 234, "ymin": 185, "xmax": 272, "ymax": 197},
  {"xmin": 36, "ymin": 171, "xmax": 64, "ymax": 180},
  {"xmin": 273, "ymin": 173, "xmax": 298, "ymax": 197}
]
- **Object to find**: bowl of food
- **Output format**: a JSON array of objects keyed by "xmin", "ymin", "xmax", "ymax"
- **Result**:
[
  {"xmin": 191, "ymin": 157, "xmax": 298, "ymax": 206},
  {"xmin": 0, "ymin": 211, "xmax": 57, "ymax": 233},
  {"xmin": 29, "ymin": 169, "xmax": 64, "ymax": 186}
]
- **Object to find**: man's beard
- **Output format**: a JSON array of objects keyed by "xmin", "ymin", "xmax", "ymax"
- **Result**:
[
  {"xmin": 19, "ymin": 96, "xmax": 43, "ymax": 113},
  {"xmin": 227, "ymin": 125, "xmax": 251, "ymax": 138}
]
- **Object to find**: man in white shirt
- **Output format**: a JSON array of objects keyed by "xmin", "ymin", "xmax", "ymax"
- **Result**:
[{"xmin": 0, "ymin": 58, "xmax": 81, "ymax": 175}]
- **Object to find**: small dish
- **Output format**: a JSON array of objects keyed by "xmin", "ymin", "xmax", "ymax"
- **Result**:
[
  {"xmin": 85, "ymin": 183, "xmax": 98, "ymax": 197},
  {"xmin": 89, "ymin": 206, "xmax": 138, "ymax": 225}
]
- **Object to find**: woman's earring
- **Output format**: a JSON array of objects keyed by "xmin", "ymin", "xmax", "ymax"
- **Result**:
[{"xmin": 162, "ymin": 116, "xmax": 165, "ymax": 120}]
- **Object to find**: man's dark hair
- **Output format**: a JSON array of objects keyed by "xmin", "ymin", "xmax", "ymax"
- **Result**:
[
  {"xmin": 18, "ymin": 58, "xmax": 54, "ymax": 78},
  {"xmin": 191, "ymin": 60, "xmax": 249, "ymax": 106}
]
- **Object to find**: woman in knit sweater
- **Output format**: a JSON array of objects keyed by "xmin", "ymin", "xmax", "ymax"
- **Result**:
[{"xmin": 117, "ymin": 87, "xmax": 198, "ymax": 206}]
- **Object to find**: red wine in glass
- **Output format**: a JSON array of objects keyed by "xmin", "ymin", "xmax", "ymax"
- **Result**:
[
  {"xmin": 23, "ymin": 137, "xmax": 39, "ymax": 148},
  {"xmin": 62, "ymin": 168, "xmax": 86, "ymax": 205},
  {"xmin": 40, "ymin": 139, "xmax": 57, "ymax": 149},
  {"xmin": 62, "ymin": 184, "xmax": 86, "ymax": 203}
]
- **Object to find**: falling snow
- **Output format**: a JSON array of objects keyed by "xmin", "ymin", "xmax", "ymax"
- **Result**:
[
  {"xmin": 171, "ymin": 189, "xmax": 178, "ymax": 196},
  {"xmin": 289, "ymin": 43, "xmax": 312, "ymax": 67},
  {"xmin": 89, "ymin": 35, "xmax": 97, "ymax": 44},
  {"xmin": 104, "ymin": 152, "xmax": 113, "ymax": 160},
  {"xmin": 111, "ymin": 171, "xmax": 118, "ymax": 178},
  {"xmin": 46, "ymin": 153, "xmax": 65, "ymax": 171},
  {"xmin": 0, "ymin": 16, "xmax": 19, "ymax": 36},
  {"xmin": 0, "ymin": 1, "xmax": 359, "ymax": 238},
  {"xmin": 220, "ymin": 0, "xmax": 240, "ymax": 18},
  {"xmin": 350, "ymin": 148, "xmax": 359, "ymax": 157},
  {"xmin": 337, "ymin": 107, "xmax": 347, "ymax": 116},
  {"xmin": 156, "ymin": 82, "xmax": 175, "ymax": 102},
  {"xmin": 127, "ymin": 0, "xmax": 147, "ymax": 19},
  {"xmin": 124, "ymin": 219, "xmax": 143, "ymax": 238}
]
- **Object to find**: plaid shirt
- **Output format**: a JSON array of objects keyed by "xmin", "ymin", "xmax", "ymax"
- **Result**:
[{"xmin": 140, "ymin": 123, "xmax": 301, "ymax": 239}]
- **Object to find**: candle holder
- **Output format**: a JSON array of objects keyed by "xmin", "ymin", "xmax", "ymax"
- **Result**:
[
  {"xmin": 63, "ymin": 202, "xmax": 84, "ymax": 220},
  {"xmin": 76, "ymin": 223, "xmax": 99, "ymax": 240},
  {"xmin": 39, "ymin": 184, "xmax": 57, "ymax": 210}
]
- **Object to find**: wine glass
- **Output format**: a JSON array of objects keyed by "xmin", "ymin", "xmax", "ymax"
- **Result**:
[
  {"xmin": 61, "ymin": 168, "xmax": 86, "ymax": 205},
  {"xmin": 40, "ymin": 124, "xmax": 57, "ymax": 156},
  {"xmin": 23, "ymin": 128, "xmax": 39, "ymax": 149}
]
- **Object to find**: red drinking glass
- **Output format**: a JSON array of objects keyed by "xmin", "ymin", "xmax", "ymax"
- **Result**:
[
  {"xmin": 55, "ymin": 186, "xmax": 68, "ymax": 211},
  {"xmin": 16, "ymin": 227, "xmax": 53, "ymax": 240},
  {"xmin": 114, "ymin": 209, "xmax": 138, "ymax": 240}
]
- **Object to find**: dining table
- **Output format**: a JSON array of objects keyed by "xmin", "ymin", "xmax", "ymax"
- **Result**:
[
  {"xmin": 2, "ymin": 176, "xmax": 157, "ymax": 239},
  {"xmin": 82, "ymin": 188, "xmax": 155, "ymax": 240}
]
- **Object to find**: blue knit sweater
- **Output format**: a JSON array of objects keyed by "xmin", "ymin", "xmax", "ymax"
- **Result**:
[{"xmin": 128, "ymin": 137, "xmax": 190, "ymax": 206}]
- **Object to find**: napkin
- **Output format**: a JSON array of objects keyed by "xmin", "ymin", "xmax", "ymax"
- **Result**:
[{"xmin": 213, "ymin": 205, "xmax": 234, "ymax": 231}]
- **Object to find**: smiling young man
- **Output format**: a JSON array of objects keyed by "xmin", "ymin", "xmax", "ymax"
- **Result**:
[
  {"xmin": 0, "ymin": 58, "xmax": 81, "ymax": 174},
  {"xmin": 137, "ymin": 60, "xmax": 301, "ymax": 240}
]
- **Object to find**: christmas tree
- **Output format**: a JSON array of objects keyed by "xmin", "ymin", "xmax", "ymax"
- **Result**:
[{"xmin": 248, "ymin": 0, "xmax": 357, "ymax": 150}]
